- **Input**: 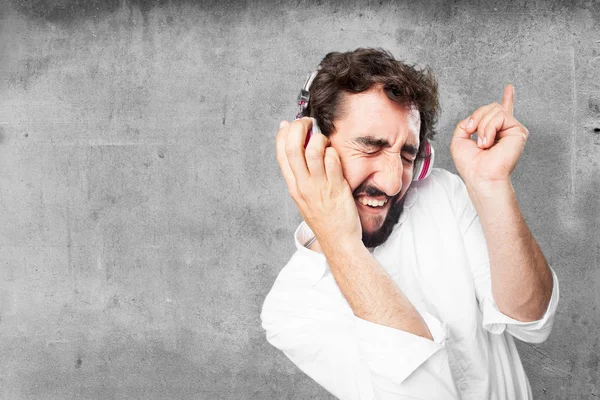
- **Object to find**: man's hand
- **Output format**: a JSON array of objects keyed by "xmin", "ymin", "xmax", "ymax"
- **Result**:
[
  {"xmin": 276, "ymin": 118, "xmax": 361, "ymax": 249},
  {"xmin": 450, "ymin": 85, "xmax": 529, "ymax": 187}
]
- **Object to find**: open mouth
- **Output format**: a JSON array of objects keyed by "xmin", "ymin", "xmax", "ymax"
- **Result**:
[{"xmin": 356, "ymin": 196, "xmax": 389, "ymax": 209}]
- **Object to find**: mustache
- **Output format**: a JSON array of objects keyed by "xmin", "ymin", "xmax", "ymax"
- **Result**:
[{"xmin": 352, "ymin": 182, "xmax": 391, "ymax": 198}]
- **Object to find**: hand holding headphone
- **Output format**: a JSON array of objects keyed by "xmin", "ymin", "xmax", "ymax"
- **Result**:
[{"xmin": 295, "ymin": 70, "xmax": 434, "ymax": 182}]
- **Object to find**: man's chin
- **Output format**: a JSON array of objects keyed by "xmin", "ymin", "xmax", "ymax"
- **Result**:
[
  {"xmin": 361, "ymin": 228, "xmax": 392, "ymax": 248},
  {"xmin": 359, "ymin": 197, "xmax": 405, "ymax": 248},
  {"xmin": 357, "ymin": 209, "xmax": 387, "ymax": 231}
]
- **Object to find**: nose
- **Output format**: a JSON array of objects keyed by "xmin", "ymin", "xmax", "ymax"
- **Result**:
[{"xmin": 371, "ymin": 153, "xmax": 403, "ymax": 197}]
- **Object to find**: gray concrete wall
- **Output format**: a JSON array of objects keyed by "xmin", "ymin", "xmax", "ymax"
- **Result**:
[{"xmin": 0, "ymin": 0, "xmax": 598, "ymax": 398}]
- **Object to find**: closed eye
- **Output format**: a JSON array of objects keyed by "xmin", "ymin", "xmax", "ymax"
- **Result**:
[
  {"xmin": 361, "ymin": 149, "xmax": 414, "ymax": 165},
  {"xmin": 361, "ymin": 148, "xmax": 380, "ymax": 155},
  {"xmin": 401, "ymin": 155, "xmax": 415, "ymax": 164}
]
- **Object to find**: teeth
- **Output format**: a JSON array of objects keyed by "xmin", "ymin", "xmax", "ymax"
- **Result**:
[{"xmin": 358, "ymin": 197, "xmax": 387, "ymax": 207}]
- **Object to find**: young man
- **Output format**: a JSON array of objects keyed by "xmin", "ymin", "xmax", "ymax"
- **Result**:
[{"xmin": 261, "ymin": 48, "xmax": 558, "ymax": 399}]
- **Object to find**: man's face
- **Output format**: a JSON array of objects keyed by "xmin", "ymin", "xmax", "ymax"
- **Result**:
[{"xmin": 328, "ymin": 86, "xmax": 420, "ymax": 247}]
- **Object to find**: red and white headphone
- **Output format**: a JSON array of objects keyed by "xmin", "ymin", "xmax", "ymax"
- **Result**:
[{"xmin": 296, "ymin": 70, "xmax": 434, "ymax": 182}]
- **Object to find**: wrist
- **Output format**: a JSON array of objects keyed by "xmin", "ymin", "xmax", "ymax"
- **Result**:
[
  {"xmin": 466, "ymin": 179, "xmax": 513, "ymax": 204},
  {"xmin": 465, "ymin": 179, "xmax": 520, "ymax": 224},
  {"xmin": 319, "ymin": 233, "xmax": 366, "ymax": 260}
]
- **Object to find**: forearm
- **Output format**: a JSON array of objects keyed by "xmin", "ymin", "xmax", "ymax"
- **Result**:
[
  {"xmin": 320, "ymin": 238, "xmax": 433, "ymax": 340},
  {"xmin": 466, "ymin": 180, "xmax": 553, "ymax": 321}
]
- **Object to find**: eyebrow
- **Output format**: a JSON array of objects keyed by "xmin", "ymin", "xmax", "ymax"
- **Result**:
[
  {"xmin": 352, "ymin": 136, "xmax": 419, "ymax": 157},
  {"xmin": 402, "ymin": 143, "xmax": 419, "ymax": 157}
]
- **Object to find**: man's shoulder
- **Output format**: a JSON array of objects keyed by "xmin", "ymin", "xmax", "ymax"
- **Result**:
[
  {"xmin": 412, "ymin": 168, "xmax": 465, "ymax": 198},
  {"xmin": 428, "ymin": 167, "xmax": 458, "ymax": 180},
  {"xmin": 407, "ymin": 168, "xmax": 474, "ymax": 223}
]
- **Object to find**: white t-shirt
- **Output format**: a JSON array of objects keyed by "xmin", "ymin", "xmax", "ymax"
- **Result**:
[{"xmin": 261, "ymin": 168, "xmax": 559, "ymax": 400}]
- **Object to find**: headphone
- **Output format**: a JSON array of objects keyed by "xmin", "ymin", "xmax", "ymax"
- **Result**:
[{"xmin": 296, "ymin": 70, "xmax": 434, "ymax": 182}]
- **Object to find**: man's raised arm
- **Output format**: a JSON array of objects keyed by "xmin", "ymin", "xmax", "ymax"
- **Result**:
[{"xmin": 451, "ymin": 84, "xmax": 554, "ymax": 322}]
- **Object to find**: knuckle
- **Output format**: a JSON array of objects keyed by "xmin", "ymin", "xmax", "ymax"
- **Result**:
[
  {"xmin": 305, "ymin": 147, "xmax": 323, "ymax": 161},
  {"xmin": 324, "ymin": 149, "xmax": 339, "ymax": 166},
  {"xmin": 315, "ymin": 131, "xmax": 328, "ymax": 145},
  {"xmin": 287, "ymin": 119, "xmax": 302, "ymax": 135},
  {"xmin": 324, "ymin": 147, "xmax": 338, "ymax": 158},
  {"xmin": 286, "ymin": 145, "xmax": 302, "ymax": 158},
  {"xmin": 324, "ymin": 155, "xmax": 337, "ymax": 167},
  {"xmin": 293, "ymin": 117, "xmax": 311, "ymax": 130},
  {"xmin": 473, "ymin": 108, "xmax": 486, "ymax": 120},
  {"xmin": 276, "ymin": 152, "xmax": 285, "ymax": 165}
]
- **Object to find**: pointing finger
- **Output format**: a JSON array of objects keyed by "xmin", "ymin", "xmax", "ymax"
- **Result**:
[{"xmin": 502, "ymin": 84, "xmax": 514, "ymax": 116}]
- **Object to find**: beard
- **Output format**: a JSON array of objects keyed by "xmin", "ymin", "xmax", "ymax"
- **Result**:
[{"xmin": 353, "ymin": 183, "xmax": 406, "ymax": 248}]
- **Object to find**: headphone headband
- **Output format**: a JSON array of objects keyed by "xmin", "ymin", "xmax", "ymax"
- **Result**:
[{"xmin": 296, "ymin": 69, "xmax": 320, "ymax": 119}]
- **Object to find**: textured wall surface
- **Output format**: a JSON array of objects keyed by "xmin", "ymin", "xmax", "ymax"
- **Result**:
[{"xmin": 0, "ymin": 0, "xmax": 598, "ymax": 399}]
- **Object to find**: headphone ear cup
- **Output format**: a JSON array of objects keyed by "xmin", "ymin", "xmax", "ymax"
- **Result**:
[
  {"xmin": 412, "ymin": 140, "xmax": 435, "ymax": 182},
  {"xmin": 413, "ymin": 158, "xmax": 424, "ymax": 182}
]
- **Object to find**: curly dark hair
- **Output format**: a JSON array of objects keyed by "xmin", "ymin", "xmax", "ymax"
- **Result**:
[{"xmin": 302, "ymin": 48, "xmax": 439, "ymax": 159}]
